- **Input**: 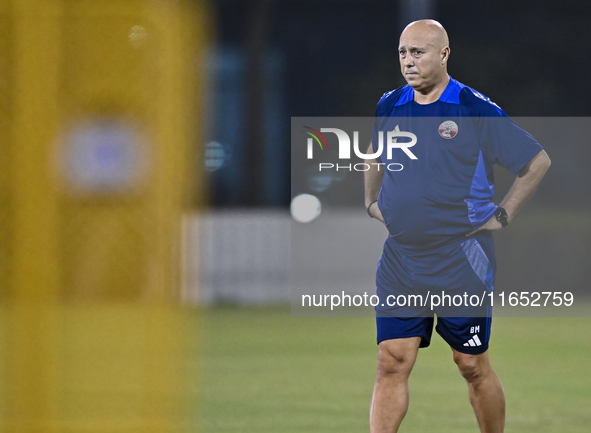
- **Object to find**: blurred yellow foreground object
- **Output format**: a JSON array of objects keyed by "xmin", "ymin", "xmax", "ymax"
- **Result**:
[{"xmin": 0, "ymin": 0, "xmax": 210, "ymax": 431}]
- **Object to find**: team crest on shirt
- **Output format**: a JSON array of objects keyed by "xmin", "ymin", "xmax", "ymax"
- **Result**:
[{"xmin": 438, "ymin": 120, "xmax": 458, "ymax": 139}]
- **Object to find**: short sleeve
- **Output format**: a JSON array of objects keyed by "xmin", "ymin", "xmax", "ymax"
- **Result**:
[{"xmin": 479, "ymin": 114, "xmax": 543, "ymax": 175}]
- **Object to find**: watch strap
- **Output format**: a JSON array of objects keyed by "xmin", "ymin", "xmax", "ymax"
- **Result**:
[
  {"xmin": 367, "ymin": 200, "xmax": 378, "ymax": 218},
  {"xmin": 495, "ymin": 206, "xmax": 509, "ymax": 227}
]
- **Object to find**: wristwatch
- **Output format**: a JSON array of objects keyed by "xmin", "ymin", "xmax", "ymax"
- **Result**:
[{"xmin": 495, "ymin": 207, "xmax": 509, "ymax": 227}]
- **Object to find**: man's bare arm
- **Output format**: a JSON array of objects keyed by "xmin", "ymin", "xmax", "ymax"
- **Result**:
[
  {"xmin": 468, "ymin": 149, "xmax": 551, "ymax": 235},
  {"xmin": 364, "ymin": 143, "xmax": 385, "ymax": 223},
  {"xmin": 501, "ymin": 150, "xmax": 551, "ymax": 222}
]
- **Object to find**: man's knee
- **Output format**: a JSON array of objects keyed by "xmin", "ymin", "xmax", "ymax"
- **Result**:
[
  {"xmin": 376, "ymin": 338, "xmax": 419, "ymax": 378},
  {"xmin": 453, "ymin": 351, "xmax": 489, "ymax": 383}
]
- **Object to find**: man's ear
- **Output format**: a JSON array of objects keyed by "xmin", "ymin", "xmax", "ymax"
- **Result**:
[{"xmin": 441, "ymin": 47, "xmax": 450, "ymax": 65}]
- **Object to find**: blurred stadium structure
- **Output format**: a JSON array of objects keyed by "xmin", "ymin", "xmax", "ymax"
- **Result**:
[{"xmin": 184, "ymin": 210, "xmax": 290, "ymax": 304}]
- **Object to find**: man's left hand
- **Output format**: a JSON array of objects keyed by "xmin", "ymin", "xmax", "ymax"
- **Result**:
[{"xmin": 465, "ymin": 215, "xmax": 503, "ymax": 237}]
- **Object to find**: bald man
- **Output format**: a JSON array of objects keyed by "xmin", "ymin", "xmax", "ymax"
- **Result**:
[{"xmin": 365, "ymin": 20, "xmax": 551, "ymax": 433}]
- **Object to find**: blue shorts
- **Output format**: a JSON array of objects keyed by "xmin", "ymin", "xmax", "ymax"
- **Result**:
[{"xmin": 375, "ymin": 233, "xmax": 495, "ymax": 355}]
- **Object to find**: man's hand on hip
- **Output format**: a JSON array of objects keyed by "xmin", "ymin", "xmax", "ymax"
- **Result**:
[
  {"xmin": 465, "ymin": 215, "xmax": 502, "ymax": 237},
  {"xmin": 369, "ymin": 202, "xmax": 385, "ymax": 224}
]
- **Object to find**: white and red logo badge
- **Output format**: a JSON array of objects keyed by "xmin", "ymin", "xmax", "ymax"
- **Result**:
[{"xmin": 438, "ymin": 120, "xmax": 458, "ymax": 139}]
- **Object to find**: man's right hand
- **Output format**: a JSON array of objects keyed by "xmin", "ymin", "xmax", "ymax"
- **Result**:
[
  {"xmin": 364, "ymin": 142, "xmax": 386, "ymax": 225},
  {"xmin": 369, "ymin": 201, "xmax": 385, "ymax": 224}
]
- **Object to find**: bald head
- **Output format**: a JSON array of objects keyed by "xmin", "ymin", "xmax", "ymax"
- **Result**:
[
  {"xmin": 401, "ymin": 20, "xmax": 449, "ymax": 51},
  {"xmin": 398, "ymin": 20, "xmax": 451, "ymax": 95}
]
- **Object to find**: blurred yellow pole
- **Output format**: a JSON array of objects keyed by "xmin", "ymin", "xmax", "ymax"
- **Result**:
[
  {"xmin": 2, "ymin": 0, "xmax": 212, "ymax": 431},
  {"xmin": 9, "ymin": 0, "xmax": 62, "ymax": 431}
]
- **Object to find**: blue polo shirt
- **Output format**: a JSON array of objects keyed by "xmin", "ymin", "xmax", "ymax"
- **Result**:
[{"xmin": 372, "ymin": 77, "xmax": 543, "ymax": 252}]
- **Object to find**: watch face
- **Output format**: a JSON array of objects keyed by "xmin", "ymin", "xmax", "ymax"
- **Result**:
[{"xmin": 496, "ymin": 207, "xmax": 508, "ymax": 226}]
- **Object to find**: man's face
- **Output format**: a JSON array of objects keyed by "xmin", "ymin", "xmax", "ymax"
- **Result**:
[{"xmin": 398, "ymin": 29, "xmax": 445, "ymax": 91}]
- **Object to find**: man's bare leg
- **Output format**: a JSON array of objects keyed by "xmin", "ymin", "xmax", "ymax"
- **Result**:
[
  {"xmin": 370, "ymin": 337, "xmax": 421, "ymax": 433},
  {"xmin": 452, "ymin": 349, "xmax": 505, "ymax": 433}
]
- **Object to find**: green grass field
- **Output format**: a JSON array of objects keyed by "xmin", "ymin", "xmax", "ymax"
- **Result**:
[{"xmin": 201, "ymin": 306, "xmax": 591, "ymax": 433}]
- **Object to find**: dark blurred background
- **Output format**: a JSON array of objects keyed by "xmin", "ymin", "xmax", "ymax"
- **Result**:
[
  {"xmin": 205, "ymin": 0, "xmax": 591, "ymax": 209},
  {"xmin": 195, "ymin": 0, "xmax": 591, "ymax": 306}
]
